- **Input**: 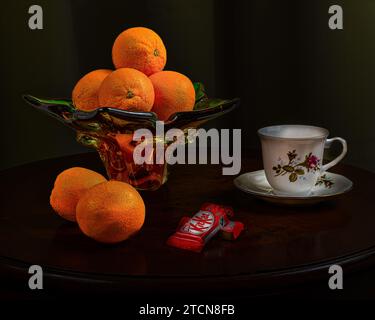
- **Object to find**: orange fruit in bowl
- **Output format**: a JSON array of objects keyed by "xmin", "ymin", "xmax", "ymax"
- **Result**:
[
  {"xmin": 76, "ymin": 180, "xmax": 145, "ymax": 244},
  {"xmin": 98, "ymin": 68, "xmax": 155, "ymax": 112},
  {"xmin": 112, "ymin": 27, "xmax": 167, "ymax": 76},
  {"xmin": 72, "ymin": 69, "xmax": 112, "ymax": 111},
  {"xmin": 149, "ymin": 71, "xmax": 196, "ymax": 121},
  {"xmin": 50, "ymin": 167, "xmax": 107, "ymax": 222}
]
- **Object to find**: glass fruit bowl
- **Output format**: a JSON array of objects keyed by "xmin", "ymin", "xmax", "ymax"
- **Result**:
[{"xmin": 23, "ymin": 83, "xmax": 239, "ymax": 190}]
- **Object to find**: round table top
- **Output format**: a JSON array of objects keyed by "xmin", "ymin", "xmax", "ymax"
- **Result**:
[{"xmin": 0, "ymin": 152, "xmax": 374, "ymax": 294}]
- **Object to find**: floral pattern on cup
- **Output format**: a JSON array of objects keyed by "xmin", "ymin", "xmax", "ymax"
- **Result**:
[
  {"xmin": 315, "ymin": 174, "xmax": 334, "ymax": 188},
  {"xmin": 272, "ymin": 150, "xmax": 321, "ymax": 183}
]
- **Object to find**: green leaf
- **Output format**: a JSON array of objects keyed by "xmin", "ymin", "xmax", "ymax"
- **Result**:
[
  {"xmin": 193, "ymin": 82, "xmax": 207, "ymax": 103},
  {"xmin": 295, "ymin": 168, "xmax": 305, "ymax": 175},
  {"xmin": 282, "ymin": 165, "xmax": 294, "ymax": 173},
  {"xmin": 289, "ymin": 173, "xmax": 298, "ymax": 182},
  {"xmin": 194, "ymin": 98, "xmax": 230, "ymax": 111}
]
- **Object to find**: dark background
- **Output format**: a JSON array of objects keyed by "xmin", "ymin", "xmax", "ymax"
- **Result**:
[{"xmin": 1, "ymin": 0, "xmax": 374, "ymax": 171}]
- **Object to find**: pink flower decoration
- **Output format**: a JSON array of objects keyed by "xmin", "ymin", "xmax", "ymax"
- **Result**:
[{"xmin": 306, "ymin": 155, "xmax": 319, "ymax": 168}]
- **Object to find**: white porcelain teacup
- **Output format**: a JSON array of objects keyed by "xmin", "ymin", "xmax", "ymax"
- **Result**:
[{"xmin": 258, "ymin": 125, "xmax": 347, "ymax": 196}]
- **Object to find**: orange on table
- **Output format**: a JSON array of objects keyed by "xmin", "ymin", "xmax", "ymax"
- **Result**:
[
  {"xmin": 112, "ymin": 27, "xmax": 167, "ymax": 76},
  {"xmin": 76, "ymin": 180, "xmax": 145, "ymax": 244},
  {"xmin": 50, "ymin": 167, "xmax": 107, "ymax": 222},
  {"xmin": 149, "ymin": 70, "xmax": 196, "ymax": 121},
  {"xmin": 98, "ymin": 68, "xmax": 155, "ymax": 112},
  {"xmin": 72, "ymin": 69, "xmax": 112, "ymax": 111}
]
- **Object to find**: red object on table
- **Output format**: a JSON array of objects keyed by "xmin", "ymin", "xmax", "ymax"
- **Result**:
[{"xmin": 167, "ymin": 203, "xmax": 244, "ymax": 252}]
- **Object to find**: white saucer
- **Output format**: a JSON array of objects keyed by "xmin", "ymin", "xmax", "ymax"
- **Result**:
[{"xmin": 234, "ymin": 170, "xmax": 353, "ymax": 205}]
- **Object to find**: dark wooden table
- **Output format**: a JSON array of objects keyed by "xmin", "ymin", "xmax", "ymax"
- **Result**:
[{"xmin": 1, "ymin": 152, "xmax": 375, "ymax": 298}]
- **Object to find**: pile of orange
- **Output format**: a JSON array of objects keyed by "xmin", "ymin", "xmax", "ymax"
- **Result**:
[
  {"xmin": 51, "ymin": 27, "xmax": 197, "ymax": 244},
  {"xmin": 72, "ymin": 27, "xmax": 196, "ymax": 121},
  {"xmin": 50, "ymin": 167, "xmax": 145, "ymax": 244}
]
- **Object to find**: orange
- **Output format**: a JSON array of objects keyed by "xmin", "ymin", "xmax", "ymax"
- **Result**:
[
  {"xmin": 76, "ymin": 181, "xmax": 145, "ymax": 243},
  {"xmin": 50, "ymin": 167, "xmax": 107, "ymax": 222},
  {"xmin": 149, "ymin": 71, "xmax": 196, "ymax": 121},
  {"xmin": 72, "ymin": 69, "xmax": 112, "ymax": 111},
  {"xmin": 98, "ymin": 68, "xmax": 155, "ymax": 112},
  {"xmin": 112, "ymin": 27, "xmax": 167, "ymax": 76}
]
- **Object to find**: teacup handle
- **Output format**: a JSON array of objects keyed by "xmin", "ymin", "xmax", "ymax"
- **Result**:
[{"xmin": 322, "ymin": 137, "xmax": 347, "ymax": 172}]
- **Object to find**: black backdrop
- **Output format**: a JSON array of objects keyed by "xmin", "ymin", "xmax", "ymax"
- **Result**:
[{"xmin": 1, "ymin": 0, "xmax": 374, "ymax": 172}]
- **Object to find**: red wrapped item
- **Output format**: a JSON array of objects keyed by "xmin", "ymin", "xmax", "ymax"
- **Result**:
[
  {"xmin": 220, "ymin": 220, "xmax": 244, "ymax": 240},
  {"xmin": 167, "ymin": 203, "xmax": 244, "ymax": 252}
]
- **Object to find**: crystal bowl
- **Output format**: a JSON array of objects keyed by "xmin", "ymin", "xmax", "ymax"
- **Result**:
[{"xmin": 23, "ymin": 83, "xmax": 239, "ymax": 190}]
